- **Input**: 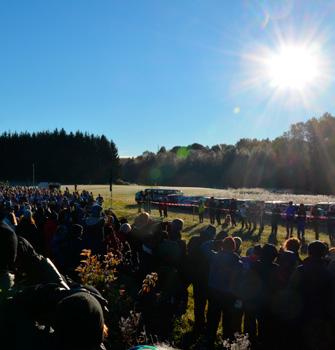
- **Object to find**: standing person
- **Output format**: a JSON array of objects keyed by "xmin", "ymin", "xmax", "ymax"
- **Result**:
[
  {"xmin": 270, "ymin": 204, "xmax": 281, "ymax": 240},
  {"xmin": 243, "ymin": 244, "xmax": 279, "ymax": 348},
  {"xmin": 250, "ymin": 202, "xmax": 258, "ymax": 232},
  {"xmin": 229, "ymin": 198, "xmax": 237, "ymax": 227},
  {"xmin": 284, "ymin": 237, "xmax": 302, "ymax": 264},
  {"xmin": 163, "ymin": 197, "xmax": 168, "ymax": 218},
  {"xmin": 187, "ymin": 225, "xmax": 216, "ymax": 333},
  {"xmin": 245, "ymin": 204, "xmax": 252, "ymax": 231},
  {"xmin": 258, "ymin": 201, "xmax": 265, "ymax": 233},
  {"xmin": 296, "ymin": 203, "xmax": 307, "ymax": 241},
  {"xmin": 239, "ymin": 204, "xmax": 247, "ymax": 230},
  {"xmin": 290, "ymin": 241, "xmax": 332, "ymax": 350},
  {"xmin": 311, "ymin": 205, "xmax": 321, "ymax": 241},
  {"xmin": 16, "ymin": 210, "xmax": 41, "ymax": 252},
  {"xmin": 208, "ymin": 197, "xmax": 216, "ymax": 225},
  {"xmin": 158, "ymin": 200, "xmax": 164, "ymax": 217},
  {"xmin": 206, "ymin": 237, "xmax": 243, "ymax": 345},
  {"xmin": 136, "ymin": 191, "xmax": 144, "ymax": 213},
  {"xmin": 285, "ymin": 201, "xmax": 296, "ymax": 239},
  {"xmin": 198, "ymin": 200, "xmax": 205, "ymax": 223},
  {"xmin": 215, "ymin": 201, "xmax": 222, "ymax": 226},
  {"xmin": 327, "ymin": 206, "xmax": 335, "ymax": 246}
]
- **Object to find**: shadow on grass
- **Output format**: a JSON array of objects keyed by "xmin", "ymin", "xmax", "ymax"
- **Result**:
[{"xmin": 184, "ymin": 223, "xmax": 199, "ymax": 233}]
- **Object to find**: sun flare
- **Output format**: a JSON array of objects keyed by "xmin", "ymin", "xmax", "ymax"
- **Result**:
[{"xmin": 265, "ymin": 45, "xmax": 321, "ymax": 90}]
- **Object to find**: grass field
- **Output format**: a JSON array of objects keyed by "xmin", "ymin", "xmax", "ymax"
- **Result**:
[{"xmin": 64, "ymin": 184, "xmax": 333, "ymax": 254}]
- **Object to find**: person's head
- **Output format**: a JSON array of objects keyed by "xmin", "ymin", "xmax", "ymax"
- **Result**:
[
  {"xmin": 284, "ymin": 238, "xmax": 301, "ymax": 254},
  {"xmin": 261, "ymin": 244, "xmax": 278, "ymax": 263},
  {"xmin": 200, "ymin": 224, "xmax": 216, "ymax": 240},
  {"xmin": 233, "ymin": 237, "xmax": 242, "ymax": 254},
  {"xmin": 23, "ymin": 209, "xmax": 34, "ymax": 222},
  {"xmin": 71, "ymin": 224, "xmax": 83, "ymax": 239},
  {"xmin": 221, "ymin": 237, "xmax": 236, "ymax": 253},
  {"xmin": 170, "ymin": 218, "xmax": 184, "ymax": 238},
  {"xmin": 91, "ymin": 204, "xmax": 103, "ymax": 218},
  {"xmin": 54, "ymin": 292, "xmax": 105, "ymax": 350},
  {"xmin": 277, "ymin": 250, "xmax": 297, "ymax": 269},
  {"xmin": 289, "ymin": 201, "xmax": 293, "ymax": 206},
  {"xmin": 0, "ymin": 223, "xmax": 18, "ymax": 270},
  {"xmin": 300, "ymin": 203, "xmax": 304, "ymax": 208},
  {"xmin": 308, "ymin": 241, "xmax": 327, "ymax": 259},
  {"xmin": 120, "ymin": 223, "xmax": 132, "ymax": 235},
  {"xmin": 134, "ymin": 212, "xmax": 150, "ymax": 229}
]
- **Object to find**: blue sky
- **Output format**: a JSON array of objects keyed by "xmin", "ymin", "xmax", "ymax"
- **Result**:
[{"xmin": 1, "ymin": 0, "xmax": 335, "ymax": 156}]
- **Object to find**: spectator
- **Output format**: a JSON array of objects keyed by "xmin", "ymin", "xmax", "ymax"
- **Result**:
[
  {"xmin": 207, "ymin": 237, "xmax": 243, "ymax": 345},
  {"xmin": 296, "ymin": 203, "xmax": 307, "ymax": 241},
  {"xmin": 285, "ymin": 201, "xmax": 296, "ymax": 239}
]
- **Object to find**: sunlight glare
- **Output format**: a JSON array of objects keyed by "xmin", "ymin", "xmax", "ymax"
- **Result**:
[{"xmin": 265, "ymin": 45, "xmax": 320, "ymax": 90}]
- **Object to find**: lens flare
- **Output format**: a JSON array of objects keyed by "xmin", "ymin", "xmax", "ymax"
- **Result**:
[{"xmin": 265, "ymin": 45, "xmax": 320, "ymax": 90}]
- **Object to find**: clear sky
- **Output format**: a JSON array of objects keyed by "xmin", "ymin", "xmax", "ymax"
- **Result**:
[{"xmin": 1, "ymin": 0, "xmax": 335, "ymax": 156}]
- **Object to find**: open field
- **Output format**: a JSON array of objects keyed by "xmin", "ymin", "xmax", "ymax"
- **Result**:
[
  {"xmin": 64, "ymin": 184, "xmax": 334, "ymax": 254},
  {"xmin": 65, "ymin": 184, "xmax": 335, "ymax": 204}
]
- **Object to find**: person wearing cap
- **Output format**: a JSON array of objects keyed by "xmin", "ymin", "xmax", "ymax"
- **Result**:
[{"xmin": 206, "ymin": 237, "xmax": 243, "ymax": 345}]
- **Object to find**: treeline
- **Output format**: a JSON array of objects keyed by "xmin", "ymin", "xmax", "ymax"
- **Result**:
[
  {"xmin": 121, "ymin": 113, "xmax": 335, "ymax": 194},
  {"xmin": 0, "ymin": 129, "xmax": 119, "ymax": 184}
]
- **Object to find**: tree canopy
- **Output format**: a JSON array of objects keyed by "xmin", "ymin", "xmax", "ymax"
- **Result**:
[
  {"xmin": 121, "ymin": 113, "xmax": 335, "ymax": 194},
  {"xmin": 0, "ymin": 129, "xmax": 119, "ymax": 184}
]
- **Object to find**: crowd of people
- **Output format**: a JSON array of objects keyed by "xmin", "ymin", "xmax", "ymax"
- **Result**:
[
  {"xmin": 202, "ymin": 198, "xmax": 335, "ymax": 245},
  {"xmin": 1, "ymin": 186, "xmax": 335, "ymax": 350}
]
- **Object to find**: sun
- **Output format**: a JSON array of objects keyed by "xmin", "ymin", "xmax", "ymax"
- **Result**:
[{"xmin": 265, "ymin": 45, "xmax": 320, "ymax": 90}]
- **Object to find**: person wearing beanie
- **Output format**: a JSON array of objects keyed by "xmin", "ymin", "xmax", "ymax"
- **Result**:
[
  {"xmin": 53, "ymin": 292, "xmax": 105, "ymax": 350},
  {"xmin": 206, "ymin": 237, "xmax": 243, "ymax": 345}
]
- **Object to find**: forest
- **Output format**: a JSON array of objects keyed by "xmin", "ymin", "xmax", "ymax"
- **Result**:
[
  {"xmin": 121, "ymin": 113, "xmax": 335, "ymax": 194},
  {"xmin": 0, "ymin": 129, "xmax": 119, "ymax": 184}
]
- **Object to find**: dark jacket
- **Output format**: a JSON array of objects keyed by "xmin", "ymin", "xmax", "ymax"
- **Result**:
[{"xmin": 208, "ymin": 251, "xmax": 243, "ymax": 296}]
